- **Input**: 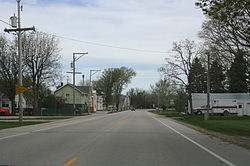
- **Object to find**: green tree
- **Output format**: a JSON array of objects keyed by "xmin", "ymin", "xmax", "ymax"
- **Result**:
[
  {"xmin": 197, "ymin": 0, "xmax": 250, "ymax": 60},
  {"xmin": 150, "ymin": 79, "xmax": 176, "ymax": 109},
  {"xmin": 128, "ymin": 88, "xmax": 146, "ymax": 109},
  {"xmin": 174, "ymin": 87, "xmax": 187, "ymax": 112},
  {"xmin": 196, "ymin": 0, "xmax": 250, "ymax": 49},
  {"xmin": 94, "ymin": 69, "xmax": 113, "ymax": 107},
  {"xmin": 0, "ymin": 35, "xmax": 18, "ymax": 114},
  {"xmin": 94, "ymin": 67, "xmax": 136, "ymax": 110},
  {"xmin": 39, "ymin": 87, "xmax": 66, "ymax": 109},
  {"xmin": 188, "ymin": 57, "xmax": 207, "ymax": 93},
  {"xmin": 112, "ymin": 67, "xmax": 136, "ymax": 110},
  {"xmin": 228, "ymin": 51, "xmax": 248, "ymax": 93},
  {"xmin": 210, "ymin": 60, "xmax": 226, "ymax": 93}
]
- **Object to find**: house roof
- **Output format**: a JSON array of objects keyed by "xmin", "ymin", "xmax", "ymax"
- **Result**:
[
  {"xmin": 54, "ymin": 83, "xmax": 91, "ymax": 95},
  {"xmin": 76, "ymin": 86, "xmax": 90, "ymax": 94}
]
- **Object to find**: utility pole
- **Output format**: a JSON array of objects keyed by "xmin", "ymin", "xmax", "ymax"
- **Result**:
[
  {"xmin": 67, "ymin": 52, "xmax": 88, "ymax": 115},
  {"xmin": 4, "ymin": 0, "xmax": 35, "ymax": 124},
  {"xmin": 89, "ymin": 69, "xmax": 101, "ymax": 113},
  {"xmin": 205, "ymin": 52, "xmax": 210, "ymax": 120}
]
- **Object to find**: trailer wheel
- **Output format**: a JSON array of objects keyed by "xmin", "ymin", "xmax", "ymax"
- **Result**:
[{"xmin": 223, "ymin": 111, "xmax": 229, "ymax": 116}]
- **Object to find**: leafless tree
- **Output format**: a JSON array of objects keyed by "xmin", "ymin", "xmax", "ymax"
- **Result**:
[
  {"xmin": 199, "ymin": 19, "xmax": 250, "ymax": 68},
  {"xmin": 22, "ymin": 32, "xmax": 61, "ymax": 115},
  {"xmin": 159, "ymin": 39, "xmax": 203, "ymax": 113}
]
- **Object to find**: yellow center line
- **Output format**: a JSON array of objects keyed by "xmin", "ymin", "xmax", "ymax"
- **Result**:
[
  {"xmin": 120, "ymin": 115, "xmax": 131, "ymax": 123},
  {"xmin": 111, "ymin": 115, "xmax": 132, "ymax": 131},
  {"xmin": 112, "ymin": 124, "xmax": 120, "ymax": 130},
  {"xmin": 63, "ymin": 157, "xmax": 78, "ymax": 166}
]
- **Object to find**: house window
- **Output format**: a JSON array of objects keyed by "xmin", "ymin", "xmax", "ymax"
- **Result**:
[
  {"xmin": 66, "ymin": 94, "xmax": 70, "ymax": 97},
  {"xmin": 2, "ymin": 101, "xmax": 9, "ymax": 107},
  {"xmin": 239, "ymin": 105, "xmax": 242, "ymax": 109}
]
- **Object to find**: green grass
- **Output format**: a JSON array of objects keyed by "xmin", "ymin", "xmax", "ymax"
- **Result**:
[
  {"xmin": 0, "ymin": 116, "xmax": 73, "ymax": 120},
  {"xmin": 149, "ymin": 110, "xmax": 182, "ymax": 117},
  {"xmin": 27, "ymin": 117, "xmax": 73, "ymax": 120},
  {"xmin": 150, "ymin": 110, "xmax": 250, "ymax": 136},
  {"xmin": 0, "ymin": 121, "xmax": 47, "ymax": 130}
]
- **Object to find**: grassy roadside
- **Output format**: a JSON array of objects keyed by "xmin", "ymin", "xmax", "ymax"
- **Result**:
[
  {"xmin": 0, "ymin": 116, "xmax": 74, "ymax": 120},
  {"xmin": 0, "ymin": 121, "xmax": 48, "ymax": 130},
  {"xmin": 150, "ymin": 110, "xmax": 250, "ymax": 137}
]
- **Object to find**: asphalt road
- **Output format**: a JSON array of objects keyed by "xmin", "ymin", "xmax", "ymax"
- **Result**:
[{"xmin": 0, "ymin": 110, "xmax": 250, "ymax": 166}]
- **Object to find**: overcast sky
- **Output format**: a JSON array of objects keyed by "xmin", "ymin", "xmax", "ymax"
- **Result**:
[{"xmin": 0, "ymin": 0, "xmax": 205, "ymax": 92}]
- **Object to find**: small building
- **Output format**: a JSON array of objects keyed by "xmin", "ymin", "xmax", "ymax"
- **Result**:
[
  {"xmin": 54, "ymin": 83, "xmax": 91, "ymax": 113},
  {"xmin": 190, "ymin": 93, "xmax": 250, "ymax": 116}
]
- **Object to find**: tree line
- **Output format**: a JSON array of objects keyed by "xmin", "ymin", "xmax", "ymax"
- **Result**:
[
  {"xmin": 128, "ymin": 79, "xmax": 186, "ymax": 111},
  {"xmin": 0, "ymin": 32, "xmax": 63, "ymax": 114},
  {"xmin": 129, "ymin": 0, "xmax": 250, "ymax": 112}
]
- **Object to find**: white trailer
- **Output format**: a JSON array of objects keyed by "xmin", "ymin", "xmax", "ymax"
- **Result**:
[
  {"xmin": 190, "ymin": 93, "xmax": 250, "ymax": 116},
  {"xmin": 193, "ymin": 99, "xmax": 238, "ymax": 115}
]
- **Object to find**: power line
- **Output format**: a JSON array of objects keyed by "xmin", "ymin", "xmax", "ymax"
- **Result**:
[
  {"xmin": 0, "ymin": 19, "xmax": 11, "ymax": 26},
  {"xmin": 54, "ymin": 34, "xmax": 168, "ymax": 54},
  {"xmin": 1, "ymin": 17, "xmax": 168, "ymax": 54}
]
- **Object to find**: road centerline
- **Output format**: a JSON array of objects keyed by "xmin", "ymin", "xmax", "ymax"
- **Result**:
[{"xmin": 63, "ymin": 157, "xmax": 78, "ymax": 166}]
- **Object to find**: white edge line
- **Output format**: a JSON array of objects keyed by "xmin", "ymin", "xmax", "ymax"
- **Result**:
[
  {"xmin": 151, "ymin": 115, "xmax": 236, "ymax": 166},
  {"xmin": 0, "ymin": 132, "xmax": 30, "ymax": 140}
]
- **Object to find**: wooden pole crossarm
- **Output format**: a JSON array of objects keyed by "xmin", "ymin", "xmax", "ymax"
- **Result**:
[{"xmin": 4, "ymin": 26, "xmax": 35, "ymax": 33}]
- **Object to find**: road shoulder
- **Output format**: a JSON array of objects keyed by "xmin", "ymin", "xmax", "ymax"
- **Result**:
[{"xmin": 148, "ymin": 111, "xmax": 250, "ymax": 150}]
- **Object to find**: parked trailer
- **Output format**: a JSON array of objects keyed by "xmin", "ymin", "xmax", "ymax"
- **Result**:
[{"xmin": 191, "ymin": 93, "xmax": 250, "ymax": 116}]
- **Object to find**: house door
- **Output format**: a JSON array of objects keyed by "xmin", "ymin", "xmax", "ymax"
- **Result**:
[{"xmin": 237, "ymin": 103, "xmax": 244, "ymax": 116}]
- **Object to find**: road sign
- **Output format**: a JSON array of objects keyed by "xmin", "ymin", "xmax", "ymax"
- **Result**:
[{"xmin": 15, "ymin": 84, "xmax": 29, "ymax": 95}]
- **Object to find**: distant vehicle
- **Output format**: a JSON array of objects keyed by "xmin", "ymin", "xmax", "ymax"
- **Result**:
[
  {"xmin": 131, "ymin": 107, "xmax": 136, "ymax": 111},
  {"xmin": 193, "ymin": 99, "xmax": 238, "ymax": 115},
  {"xmin": 0, "ymin": 108, "xmax": 10, "ymax": 115}
]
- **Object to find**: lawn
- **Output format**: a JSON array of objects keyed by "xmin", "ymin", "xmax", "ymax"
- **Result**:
[
  {"xmin": 150, "ymin": 110, "xmax": 250, "ymax": 136},
  {"xmin": 0, "ymin": 116, "xmax": 73, "ymax": 120},
  {"xmin": 0, "ymin": 121, "xmax": 47, "ymax": 130}
]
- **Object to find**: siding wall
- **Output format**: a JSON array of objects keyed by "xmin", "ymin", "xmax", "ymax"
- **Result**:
[{"xmin": 55, "ymin": 85, "xmax": 89, "ymax": 105}]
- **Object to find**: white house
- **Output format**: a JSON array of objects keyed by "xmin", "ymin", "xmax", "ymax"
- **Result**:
[
  {"xmin": 0, "ymin": 93, "xmax": 28, "ymax": 114},
  {"xmin": 190, "ymin": 93, "xmax": 250, "ymax": 116}
]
